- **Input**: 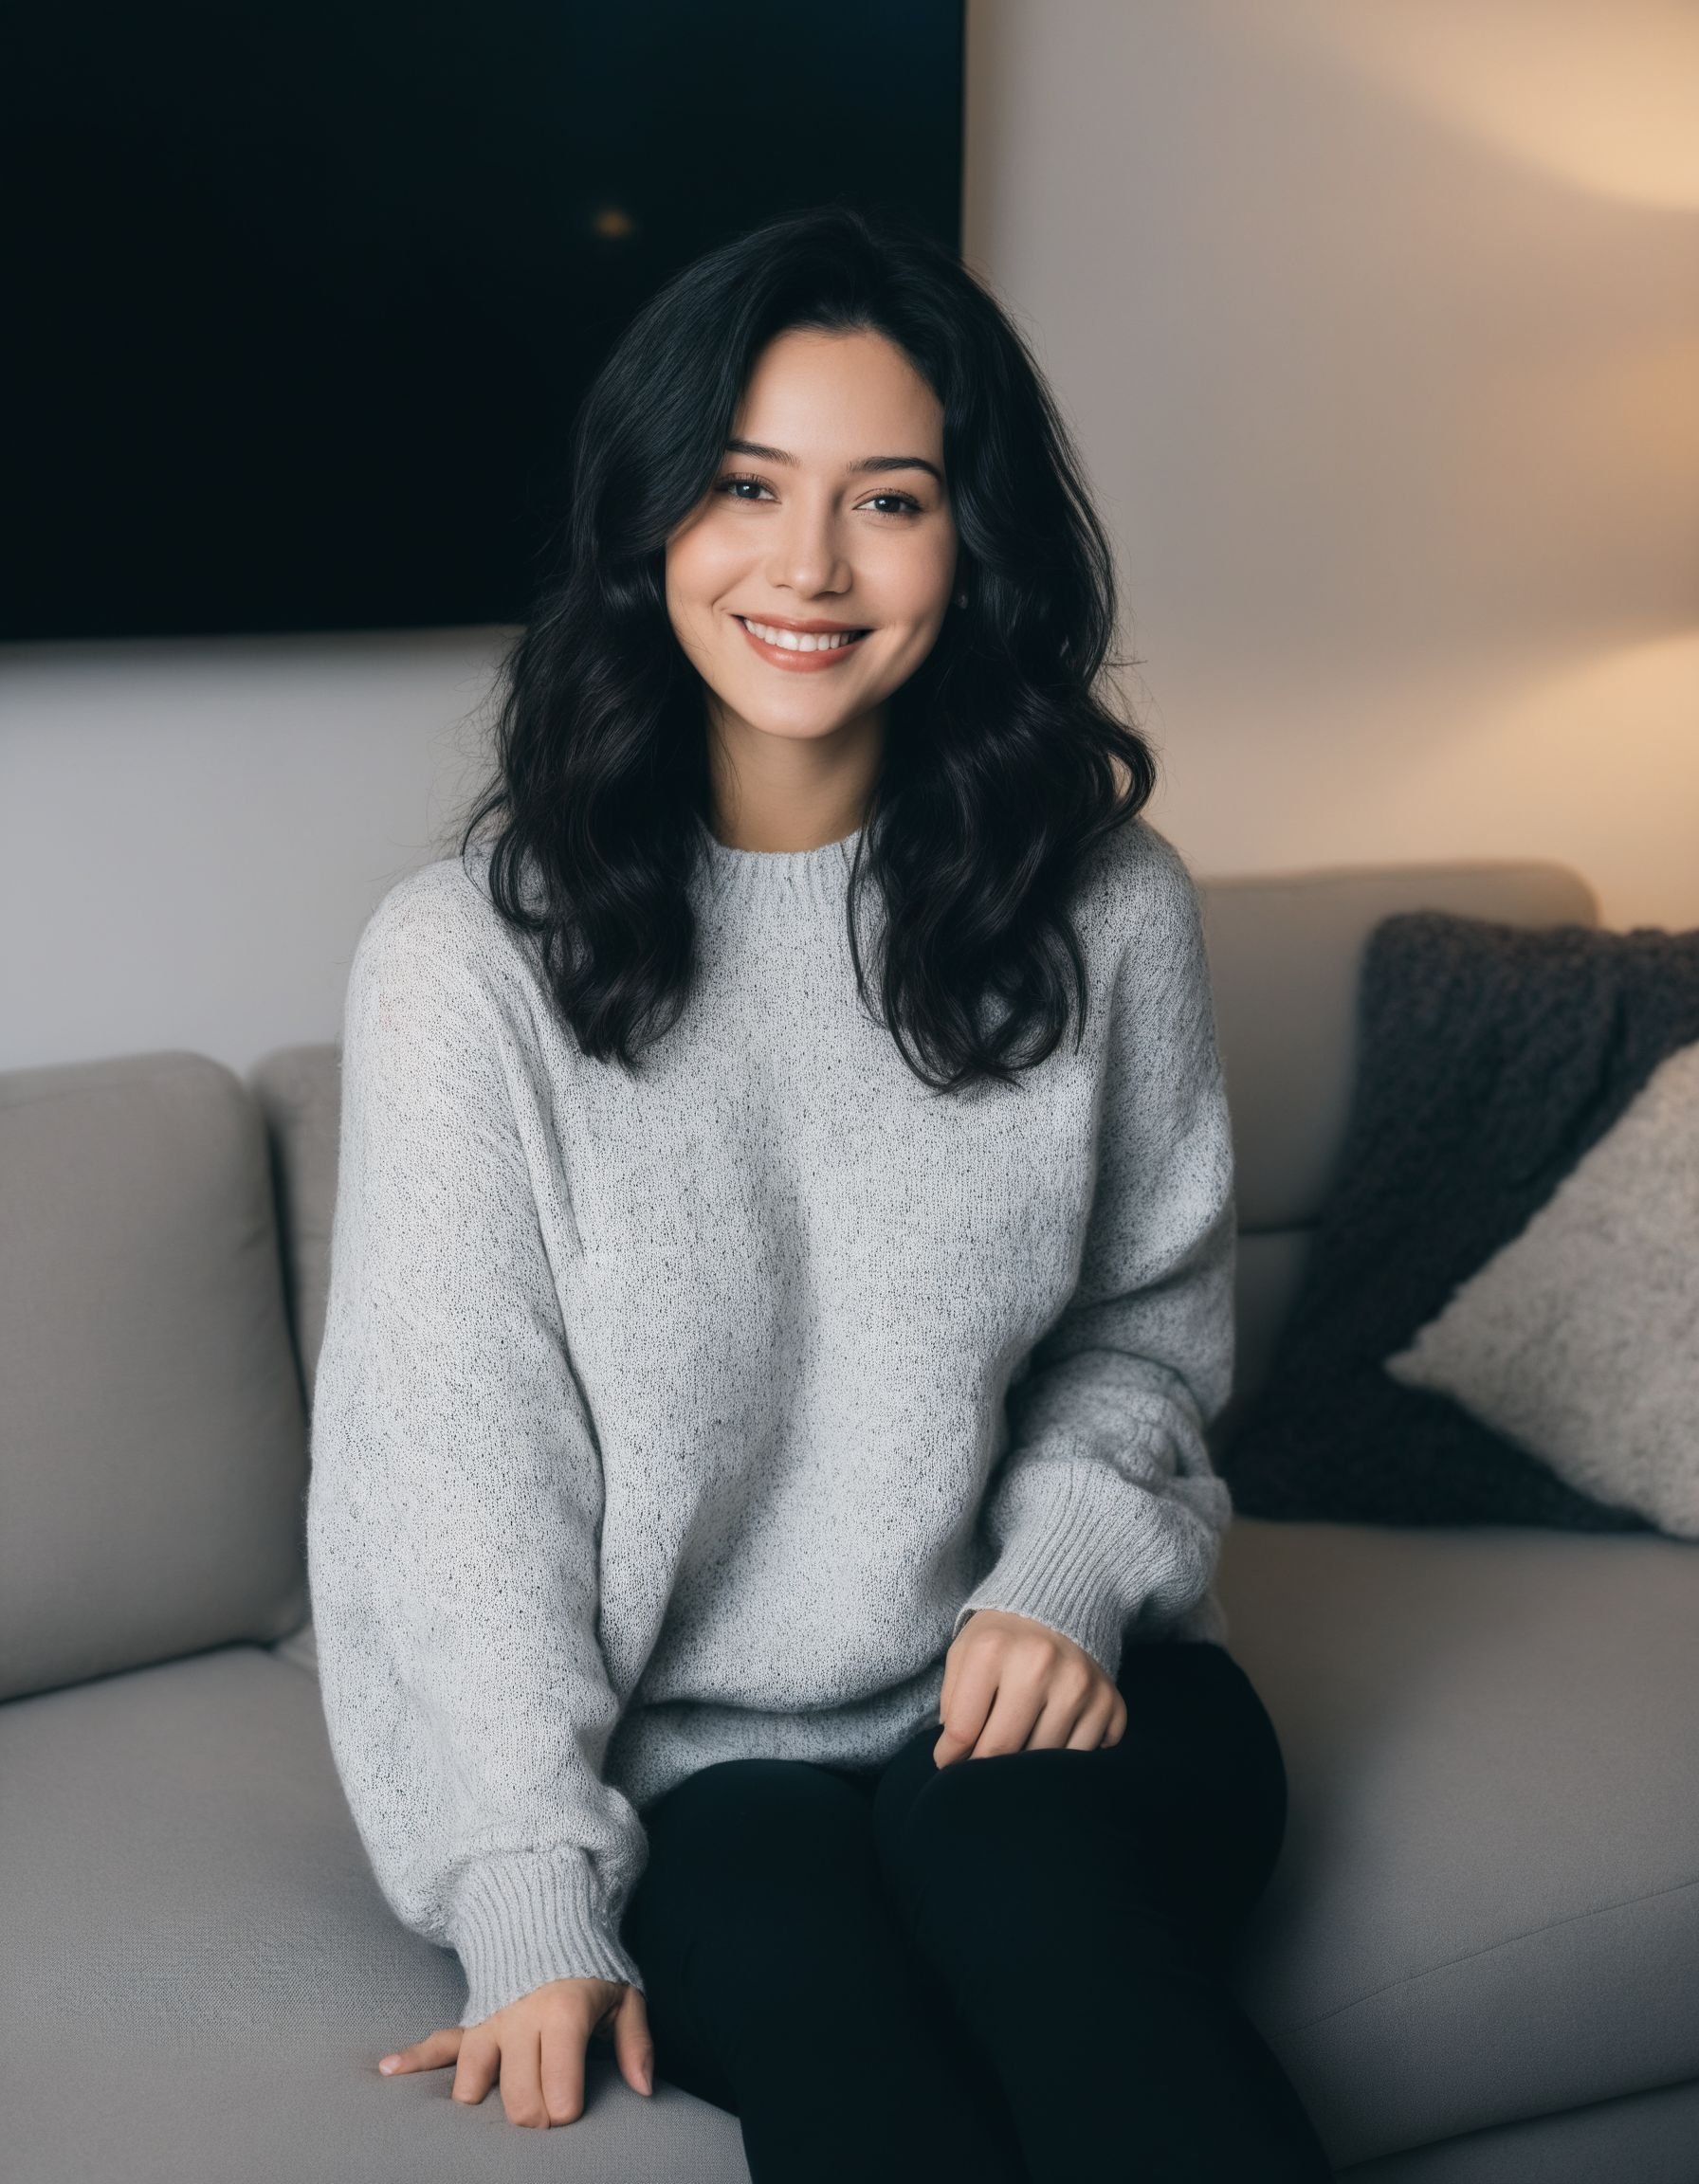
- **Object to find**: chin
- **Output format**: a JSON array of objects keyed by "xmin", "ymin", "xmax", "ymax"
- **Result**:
[{"xmin": 737, "ymin": 705, "xmax": 857, "ymax": 741}]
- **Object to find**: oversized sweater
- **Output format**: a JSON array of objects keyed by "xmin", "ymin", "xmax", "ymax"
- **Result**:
[{"xmin": 305, "ymin": 808, "xmax": 1238, "ymax": 2029}]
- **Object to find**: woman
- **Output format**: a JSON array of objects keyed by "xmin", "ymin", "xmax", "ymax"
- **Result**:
[{"xmin": 306, "ymin": 202, "xmax": 1332, "ymax": 2181}]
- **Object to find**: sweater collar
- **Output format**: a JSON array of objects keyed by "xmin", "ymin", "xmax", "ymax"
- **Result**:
[{"xmin": 691, "ymin": 810, "xmax": 865, "ymax": 907}]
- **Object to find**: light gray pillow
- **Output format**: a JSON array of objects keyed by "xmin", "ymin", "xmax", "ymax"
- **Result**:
[{"xmin": 1383, "ymin": 1037, "xmax": 1699, "ymax": 1539}]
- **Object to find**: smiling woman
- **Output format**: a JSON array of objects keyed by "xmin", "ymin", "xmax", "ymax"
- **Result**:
[
  {"xmin": 448, "ymin": 199, "xmax": 1163, "ymax": 1089},
  {"xmin": 306, "ymin": 202, "xmax": 1331, "ymax": 2182},
  {"xmin": 665, "ymin": 321, "xmax": 964, "ymax": 834}
]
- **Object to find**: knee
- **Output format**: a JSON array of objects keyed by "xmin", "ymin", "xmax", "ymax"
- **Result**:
[{"xmin": 876, "ymin": 1738, "xmax": 1105, "ymax": 1905}]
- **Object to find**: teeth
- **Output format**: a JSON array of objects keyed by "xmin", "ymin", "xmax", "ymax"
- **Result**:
[{"xmin": 742, "ymin": 618, "xmax": 864, "ymax": 653}]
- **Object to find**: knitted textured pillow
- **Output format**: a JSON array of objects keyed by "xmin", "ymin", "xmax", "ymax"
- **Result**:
[
  {"xmin": 1217, "ymin": 912, "xmax": 1699, "ymax": 1529},
  {"xmin": 1382, "ymin": 1037, "xmax": 1699, "ymax": 1538}
]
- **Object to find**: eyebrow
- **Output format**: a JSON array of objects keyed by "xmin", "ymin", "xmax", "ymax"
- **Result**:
[{"xmin": 723, "ymin": 437, "xmax": 944, "ymax": 487}]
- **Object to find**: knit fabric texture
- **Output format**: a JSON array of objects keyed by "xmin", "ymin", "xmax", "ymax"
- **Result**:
[
  {"xmin": 305, "ymin": 810, "xmax": 1238, "ymax": 2028},
  {"xmin": 1218, "ymin": 911, "xmax": 1699, "ymax": 1530}
]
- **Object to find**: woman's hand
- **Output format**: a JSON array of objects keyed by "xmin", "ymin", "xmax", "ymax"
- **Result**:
[
  {"xmin": 376, "ymin": 1975, "xmax": 654, "ymax": 2128},
  {"xmin": 935, "ymin": 1609, "xmax": 1126, "ymax": 1766}
]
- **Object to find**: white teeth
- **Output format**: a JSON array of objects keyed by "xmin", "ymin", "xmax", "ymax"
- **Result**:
[{"xmin": 742, "ymin": 618, "xmax": 865, "ymax": 653}]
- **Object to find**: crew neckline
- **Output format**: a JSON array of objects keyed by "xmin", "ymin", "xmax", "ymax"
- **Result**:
[{"xmin": 692, "ymin": 809, "xmax": 865, "ymax": 899}]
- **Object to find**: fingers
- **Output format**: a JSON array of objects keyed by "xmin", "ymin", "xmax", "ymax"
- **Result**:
[
  {"xmin": 936, "ymin": 1611, "xmax": 1127, "ymax": 1759},
  {"xmin": 450, "ymin": 2026, "xmax": 501, "ymax": 2109},
  {"xmin": 937, "ymin": 1643, "xmax": 1047, "ymax": 1761},
  {"xmin": 465, "ymin": 2005, "xmax": 589, "ymax": 2129},
  {"xmin": 435, "ymin": 1983, "xmax": 635, "ymax": 2128},
  {"xmin": 969, "ymin": 1662, "xmax": 1050, "ymax": 1757},
  {"xmin": 1027, "ymin": 1653, "xmax": 1096, "ymax": 1749},
  {"xmin": 538, "ymin": 2014, "xmax": 589, "ymax": 2128},
  {"xmin": 377, "ymin": 2027, "xmax": 461, "ymax": 2077},
  {"xmin": 1063, "ymin": 1684, "xmax": 1121, "ymax": 1751},
  {"xmin": 498, "ymin": 2024, "xmax": 549, "ymax": 2130},
  {"xmin": 939, "ymin": 1610, "xmax": 971, "ymax": 1722},
  {"xmin": 612, "ymin": 1984, "xmax": 656, "ymax": 2098},
  {"xmin": 934, "ymin": 1640, "xmax": 999, "ymax": 1766}
]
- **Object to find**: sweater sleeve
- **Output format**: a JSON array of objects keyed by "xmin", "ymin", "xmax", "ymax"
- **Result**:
[
  {"xmin": 305, "ymin": 876, "xmax": 650, "ymax": 2027},
  {"xmin": 951, "ymin": 828, "xmax": 1237, "ymax": 1683}
]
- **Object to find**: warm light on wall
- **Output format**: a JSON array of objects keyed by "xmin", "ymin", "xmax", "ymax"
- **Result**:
[
  {"xmin": 1273, "ymin": 0, "xmax": 1699, "ymax": 209},
  {"xmin": 1418, "ymin": 631, "xmax": 1699, "ymax": 929}
]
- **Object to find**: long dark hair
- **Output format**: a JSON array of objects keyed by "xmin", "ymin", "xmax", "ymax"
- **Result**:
[{"xmin": 455, "ymin": 199, "xmax": 1160, "ymax": 1093}]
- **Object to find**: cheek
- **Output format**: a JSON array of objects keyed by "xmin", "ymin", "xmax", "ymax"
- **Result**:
[
  {"xmin": 668, "ymin": 518, "xmax": 750, "ymax": 600},
  {"xmin": 666, "ymin": 548, "xmax": 733, "ymax": 662},
  {"xmin": 871, "ymin": 528, "xmax": 958, "ymax": 618}
]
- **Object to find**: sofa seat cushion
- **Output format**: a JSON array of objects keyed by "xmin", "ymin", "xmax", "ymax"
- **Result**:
[
  {"xmin": 0, "ymin": 1646, "xmax": 751, "ymax": 2184},
  {"xmin": 6, "ymin": 1534, "xmax": 1694, "ymax": 2181},
  {"xmin": 1217, "ymin": 1517, "xmax": 1699, "ymax": 2172}
]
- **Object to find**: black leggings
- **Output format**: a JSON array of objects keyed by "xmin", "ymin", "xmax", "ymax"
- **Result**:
[{"xmin": 618, "ymin": 1638, "xmax": 1333, "ymax": 2182}]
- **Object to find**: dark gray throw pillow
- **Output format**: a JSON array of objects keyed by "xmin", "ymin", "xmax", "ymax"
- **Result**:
[{"xmin": 1216, "ymin": 910, "xmax": 1699, "ymax": 1530}]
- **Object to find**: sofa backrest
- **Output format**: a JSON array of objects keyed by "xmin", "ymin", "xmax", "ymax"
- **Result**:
[
  {"xmin": 1, "ymin": 850, "xmax": 1597, "ymax": 1703},
  {"xmin": 0, "ymin": 1052, "xmax": 312, "ymax": 1703},
  {"xmin": 1195, "ymin": 854, "xmax": 1597, "ymax": 1447}
]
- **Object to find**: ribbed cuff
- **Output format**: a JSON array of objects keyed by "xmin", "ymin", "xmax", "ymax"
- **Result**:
[
  {"xmin": 450, "ymin": 1848, "xmax": 646, "ymax": 2028},
  {"xmin": 951, "ymin": 1464, "xmax": 1132, "ymax": 1683}
]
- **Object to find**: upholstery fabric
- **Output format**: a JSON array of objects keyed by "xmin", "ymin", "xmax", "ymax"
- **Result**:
[
  {"xmin": 6, "ymin": 1520, "xmax": 1698, "ymax": 2178},
  {"xmin": 1385, "ymin": 1039, "xmax": 1699, "ymax": 1538},
  {"xmin": 1220, "ymin": 914, "xmax": 1699, "ymax": 1529},
  {"xmin": 0, "ymin": 1051, "xmax": 310, "ymax": 1702}
]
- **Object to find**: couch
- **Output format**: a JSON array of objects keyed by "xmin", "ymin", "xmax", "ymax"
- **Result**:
[{"xmin": 5, "ymin": 847, "xmax": 1695, "ymax": 2184}]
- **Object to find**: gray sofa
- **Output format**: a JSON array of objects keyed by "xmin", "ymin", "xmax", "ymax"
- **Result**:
[{"xmin": 5, "ymin": 849, "xmax": 1696, "ymax": 2184}]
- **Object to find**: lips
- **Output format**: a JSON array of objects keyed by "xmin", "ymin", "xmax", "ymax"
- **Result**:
[{"xmin": 735, "ymin": 615, "xmax": 871, "ymax": 673}]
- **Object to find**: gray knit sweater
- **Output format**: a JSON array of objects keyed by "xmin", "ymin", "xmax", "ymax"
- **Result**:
[{"xmin": 305, "ymin": 810, "xmax": 1237, "ymax": 2029}]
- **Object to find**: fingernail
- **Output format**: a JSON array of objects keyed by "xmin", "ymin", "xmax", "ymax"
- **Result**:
[
  {"xmin": 379, "ymin": 2056, "xmax": 400, "ymax": 2073},
  {"xmin": 640, "ymin": 2062, "xmax": 654, "ymax": 2095}
]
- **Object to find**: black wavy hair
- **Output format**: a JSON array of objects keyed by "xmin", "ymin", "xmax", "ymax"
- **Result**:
[{"xmin": 455, "ymin": 198, "xmax": 1160, "ymax": 1093}]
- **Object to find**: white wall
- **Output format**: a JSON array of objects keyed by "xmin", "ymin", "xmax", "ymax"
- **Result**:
[
  {"xmin": 1, "ymin": 629, "xmax": 506, "ymax": 1073},
  {"xmin": 5, "ymin": 0, "xmax": 1695, "ymax": 1074}
]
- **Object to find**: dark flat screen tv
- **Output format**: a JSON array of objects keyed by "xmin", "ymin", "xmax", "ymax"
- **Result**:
[{"xmin": 4, "ymin": 1, "xmax": 964, "ymax": 643}]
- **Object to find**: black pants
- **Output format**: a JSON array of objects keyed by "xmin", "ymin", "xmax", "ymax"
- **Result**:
[{"xmin": 618, "ymin": 1638, "xmax": 1333, "ymax": 2183}]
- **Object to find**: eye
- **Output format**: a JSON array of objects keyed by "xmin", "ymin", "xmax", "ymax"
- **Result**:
[
  {"xmin": 711, "ymin": 474, "xmax": 924, "ymax": 518},
  {"xmin": 714, "ymin": 473, "xmax": 776, "ymax": 503}
]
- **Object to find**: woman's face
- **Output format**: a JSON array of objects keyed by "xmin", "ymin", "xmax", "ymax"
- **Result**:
[{"xmin": 665, "ymin": 324, "xmax": 959, "ymax": 762}]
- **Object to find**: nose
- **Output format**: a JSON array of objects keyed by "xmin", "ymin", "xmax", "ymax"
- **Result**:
[{"xmin": 765, "ymin": 492, "xmax": 854, "ymax": 600}]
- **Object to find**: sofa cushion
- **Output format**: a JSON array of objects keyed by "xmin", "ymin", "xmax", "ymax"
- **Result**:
[
  {"xmin": 9, "ymin": 1519, "xmax": 1695, "ymax": 2180},
  {"xmin": 248, "ymin": 1042, "xmax": 342, "ymax": 1414},
  {"xmin": 0, "ymin": 1051, "xmax": 311, "ymax": 1702},
  {"xmin": 1383, "ymin": 1037, "xmax": 1699, "ymax": 1538},
  {"xmin": 1339, "ymin": 2079, "xmax": 1699, "ymax": 2184},
  {"xmin": 1218, "ymin": 913, "xmax": 1699, "ymax": 1529},
  {"xmin": 0, "ymin": 1645, "xmax": 752, "ymax": 2184},
  {"xmin": 1217, "ymin": 1517, "xmax": 1699, "ymax": 2171},
  {"xmin": 1198, "ymin": 858, "xmax": 1597, "ymax": 1238}
]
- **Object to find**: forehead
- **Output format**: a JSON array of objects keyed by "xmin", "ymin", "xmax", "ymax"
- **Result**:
[{"xmin": 735, "ymin": 328, "xmax": 943, "ymax": 456}]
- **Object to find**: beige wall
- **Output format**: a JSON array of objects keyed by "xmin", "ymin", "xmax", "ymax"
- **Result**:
[
  {"xmin": 4, "ymin": 0, "xmax": 1695, "ymax": 1072},
  {"xmin": 962, "ymin": 0, "xmax": 1699, "ymax": 926}
]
